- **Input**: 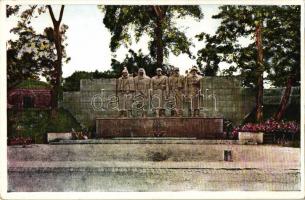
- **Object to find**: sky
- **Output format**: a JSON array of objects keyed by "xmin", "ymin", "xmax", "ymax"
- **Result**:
[{"xmin": 6, "ymin": 5, "xmax": 243, "ymax": 78}]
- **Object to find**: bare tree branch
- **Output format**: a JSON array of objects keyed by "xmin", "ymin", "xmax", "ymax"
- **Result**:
[
  {"xmin": 46, "ymin": 5, "xmax": 56, "ymax": 25},
  {"xmin": 58, "ymin": 5, "xmax": 65, "ymax": 23}
]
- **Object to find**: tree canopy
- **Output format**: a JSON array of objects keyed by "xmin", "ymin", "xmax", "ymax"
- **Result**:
[
  {"xmin": 100, "ymin": 5, "xmax": 203, "ymax": 71},
  {"xmin": 63, "ymin": 70, "xmax": 116, "ymax": 91},
  {"xmin": 7, "ymin": 5, "xmax": 70, "ymax": 91},
  {"xmin": 110, "ymin": 49, "xmax": 157, "ymax": 77},
  {"xmin": 195, "ymin": 5, "xmax": 300, "ymax": 122},
  {"xmin": 196, "ymin": 5, "xmax": 300, "ymax": 88}
]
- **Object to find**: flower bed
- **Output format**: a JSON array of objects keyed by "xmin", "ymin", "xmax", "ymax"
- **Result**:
[
  {"xmin": 8, "ymin": 136, "xmax": 33, "ymax": 146},
  {"xmin": 232, "ymin": 119, "xmax": 300, "ymax": 144}
]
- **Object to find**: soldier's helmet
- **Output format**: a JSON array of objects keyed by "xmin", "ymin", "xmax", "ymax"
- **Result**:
[
  {"xmin": 190, "ymin": 66, "xmax": 198, "ymax": 72},
  {"xmin": 122, "ymin": 67, "xmax": 129, "ymax": 73},
  {"xmin": 156, "ymin": 68, "xmax": 162, "ymax": 72}
]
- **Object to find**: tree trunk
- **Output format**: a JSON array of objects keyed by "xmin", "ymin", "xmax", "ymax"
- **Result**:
[
  {"xmin": 47, "ymin": 5, "xmax": 64, "ymax": 111},
  {"xmin": 255, "ymin": 22, "xmax": 264, "ymax": 123},
  {"xmin": 274, "ymin": 75, "xmax": 293, "ymax": 121},
  {"xmin": 155, "ymin": 20, "xmax": 163, "ymax": 69},
  {"xmin": 152, "ymin": 6, "xmax": 165, "ymax": 70},
  {"xmin": 51, "ymin": 24, "xmax": 63, "ymax": 109}
]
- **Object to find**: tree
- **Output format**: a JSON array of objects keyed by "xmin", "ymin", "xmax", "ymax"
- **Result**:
[
  {"xmin": 46, "ymin": 5, "xmax": 65, "ymax": 109},
  {"xmin": 196, "ymin": 33, "xmax": 226, "ymax": 76},
  {"xmin": 7, "ymin": 5, "xmax": 57, "ymax": 89},
  {"xmin": 7, "ymin": 5, "xmax": 70, "ymax": 110},
  {"xmin": 100, "ymin": 5, "xmax": 203, "ymax": 70},
  {"xmin": 63, "ymin": 70, "xmax": 116, "ymax": 91},
  {"xmin": 111, "ymin": 49, "xmax": 156, "ymax": 77},
  {"xmin": 6, "ymin": 5, "xmax": 20, "ymax": 17},
  {"xmin": 265, "ymin": 6, "xmax": 300, "ymax": 121},
  {"xmin": 196, "ymin": 5, "xmax": 300, "ymax": 122}
]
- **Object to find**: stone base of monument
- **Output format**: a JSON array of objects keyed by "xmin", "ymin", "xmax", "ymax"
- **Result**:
[
  {"xmin": 238, "ymin": 132, "xmax": 264, "ymax": 144},
  {"xmin": 96, "ymin": 117, "xmax": 223, "ymax": 139}
]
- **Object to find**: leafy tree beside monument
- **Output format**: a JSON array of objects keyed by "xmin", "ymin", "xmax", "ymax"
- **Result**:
[
  {"xmin": 7, "ymin": 5, "xmax": 70, "ymax": 110},
  {"xmin": 46, "ymin": 5, "xmax": 66, "ymax": 109},
  {"xmin": 196, "ymin": 5, "xmax": 300, "ymax": 122}
]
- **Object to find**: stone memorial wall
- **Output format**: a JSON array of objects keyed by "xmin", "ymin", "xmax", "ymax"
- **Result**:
[{"xmin": 62, "ymin": 77, "xmax": 300, "ymax": 128}]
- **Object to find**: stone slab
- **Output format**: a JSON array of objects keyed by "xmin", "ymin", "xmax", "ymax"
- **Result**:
[
  {"xmin": 239, "ymin": 132, "xmax": 264, "ymax": 144},
  {"xmin": 8, "ymin": 166, "xmax": 300, "ymax": 192},
  {"xmin": 49, "ymin": 139, "xmax": 242, "ymax": 145},
  {"xmin": 47, "ymin": 132, "xmax": 73, "ymax": 143},
  {"xmin": 8, "ymin": 144, "xmax": 301, "ymax": 165}
]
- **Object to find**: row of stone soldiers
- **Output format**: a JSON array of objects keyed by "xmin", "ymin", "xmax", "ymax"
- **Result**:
[{"xmin": 117, "ymin": 66, "xmax": 203, "ymax": 117}]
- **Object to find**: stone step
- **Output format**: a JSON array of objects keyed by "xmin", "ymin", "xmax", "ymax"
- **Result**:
[
  {"xmin": 8, "ymin": 144, "xmax": 300, "ymax": 164},
  {"xmin": 8, "ymin": 161, "xmax": 300, "ymax": 171},
  {"xmin": 8, "ymin": 166, "xmax": 300, "ymax": 192}
]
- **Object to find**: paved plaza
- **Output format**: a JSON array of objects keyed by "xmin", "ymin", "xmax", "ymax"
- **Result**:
[{"xmin": 7, "ymin": 141, "xmax": 301, "ymax": 192}]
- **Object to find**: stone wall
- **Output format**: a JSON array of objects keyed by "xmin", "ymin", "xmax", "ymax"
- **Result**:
[
  {"xmin": 200, "ymin": 77, "xmax": 255, "ymax": 124},
  {"xmin": 62, "ymin": 77, "xmax": 300, "ymax": 128}
]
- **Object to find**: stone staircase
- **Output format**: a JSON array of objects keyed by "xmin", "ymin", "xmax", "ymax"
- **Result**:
[{"xmin": 7, "ymin": 143, "xmax": 301, "ymax": 192}]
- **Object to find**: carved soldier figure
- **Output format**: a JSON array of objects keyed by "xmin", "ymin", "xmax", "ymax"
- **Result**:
[
  {"xmin": 151, "ymin": 68, "xmax": 168, "ymax": 116},
  {"xmin": 185, "ymin": 66, "xmax": 202, "ymax": 116},
  {"xmin": 117, "ymin": 67, "xmax": 135, "ymax": 116},
  {"xmin": 168, "ymin": 67, "xmax": 184, "ymax": 116},
  {"xmin": 134, "ymin": 68, "xmax": 151, "ymax": 116}
]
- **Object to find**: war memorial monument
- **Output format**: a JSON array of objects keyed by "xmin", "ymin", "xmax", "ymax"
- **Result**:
[
  {"xmin": 5, "ymin": 3, "xmax": 302, "ymax": 196},
  {"xmin": 6, "ymin": 64, "xmax": 301, "ymax": 192},
  {"xmin": 63, "ymin": 66, "xmax": 253, "ymax": 139}
]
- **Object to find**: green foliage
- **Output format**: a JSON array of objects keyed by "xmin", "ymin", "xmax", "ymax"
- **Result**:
[
  {"xmin": 243, "ymin": 103, "xmax": 300, "ymax": 124},
  {"xmin": 63, "ymin": 49, "xmax": 159, "ymax": 91},
  {"xmin": 46, "ymin": 108, "xmax": 82, "ymax": 133},
  {"xmin": 6, "ymin": 5, "xmax": 20, "ymax": 17},
  {"xmin": 15, "ymin": 79, "xmax": 51, "ymax": 89},
  {"xmin": 7, "ymin": 27, "xmax": 57, "ymax": 88},
  {"xmin": 63, "ymin": 70, "xmax": 116, "ymax": 91},
  {"xmin": 196, "ymin": 5, "xmax": 300, "ymax": 87},
  {"xmin": 7, "ymin": 108, "xmax": 81, "ymax": 143},
  {"xmin": 7, "ymin": 5, "xmax": 70, "ymax": 89},
  {"xmin": 111, "ymin": 49, "xmax": 156, "ymax": 77},
  {"xmin": 196, "ymin": 33, "xmax": 223, "ymax": 76},
  {"xmin": 100, "ymin": 5, "xmax": 203, "ymax": 65}
]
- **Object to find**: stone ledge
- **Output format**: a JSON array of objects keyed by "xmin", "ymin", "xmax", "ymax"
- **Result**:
[
  {"xmin": 49, "ymin": 139, "xmax": 242, "ymax": 145},
  {"xmin": 8, "ymin": 166, "xmax": 300, "ymax": 174}
]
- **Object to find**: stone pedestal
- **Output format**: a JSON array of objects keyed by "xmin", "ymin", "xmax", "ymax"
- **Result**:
[{"xmin": 96, "ymin": 117, "xmax": 223, "ymax": 139}]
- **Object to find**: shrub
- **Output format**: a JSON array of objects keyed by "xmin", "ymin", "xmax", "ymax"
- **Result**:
[
  {"xmin": 7, "ymin": 108, "xmax": 82, "ymax": 144},
  {"xmin": 232, "ymin": 119, "xmax": 300, "ymax": 141},
  {"xmin": 8, "ymin": 136, "xmax": 33, "ymax": 146},
  {"xmin": 232, "ymin": 119, "xmax": 300, "ymax": 140}
]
